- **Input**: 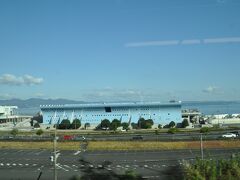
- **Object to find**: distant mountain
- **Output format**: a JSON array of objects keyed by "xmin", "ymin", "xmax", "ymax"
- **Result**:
[{"xmin": 0, "ymin": 98, "xmax": 85, "ymax": 108}]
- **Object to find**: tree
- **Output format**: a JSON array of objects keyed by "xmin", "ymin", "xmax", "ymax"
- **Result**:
[
  {"xmin": 58, "ymin": 119, "xmax": 71, "ymax": 129},
  {"xmin": 100, "ymin": 119, "xmax": 110, "ymax": 129},
  {"xmin": 182, "ymin": 119, "xmax": 189, "ymax": 128},
  {"xmin": 84, "ymin": 123, "xmax": 90, "ymax": 129},
  {"xmin": 169, "ymin": 121, "xmax": 176, "ymax": 128},
  {"xmin": 32, "ymin": 112, "xmax": 43, "ymax": 123},
  {"xmin": 138, "ymin": 118, "xmax": 145, "ymax": 129},
  {"xmin": 145, "ymin": 119, "xmax": 154, "ymax": 129},
  {"xmin": 34, "ymin": 122, "xmax": 40, "ymax": 128},
  {"xmin": 131, "ymin": 122, "xmax": 138, "ymax": 129},
  {"xmin": 110, "ymin": 119, "xmax": 121, "ymax": 131},
  {"xmin": 71, "ymin": 119, "xmax": 81, "ymax": 129},
  {"xmin": 121, "ymin": 122, "xmax": 129, "ymax": 130},
  {"xmin": 36, "ymin": 129, "xmax": 44, "ymax": 136},
  {"xmin": 137, "ymin": 118, "xmax": 153, "ymax": 129},
  {"xmin": 158, "ymin": 124, "xmax": 162, "ymax": 129}
]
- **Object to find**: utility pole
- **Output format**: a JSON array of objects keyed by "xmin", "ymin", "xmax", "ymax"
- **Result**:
[
  {"xmin": 200, "ymin": 134, "xmax": 203, "ymax": 160},
  {"xmin": 54, "ymin": 125, "xmax": 57, "ymax": 180}
]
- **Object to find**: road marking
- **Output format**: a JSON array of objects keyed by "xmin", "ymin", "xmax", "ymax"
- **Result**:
[
  {"xmin": 56, "ymin": 164, "xmax": 69, "ymax": 172},
  {"xmin": 35, "ymin": 150, "xmax": 45, "ymax": 155},
  {"xmin": 33, "ymin": 164, "xmax": 37, "ymax": 166},
  {"xmin": 89, "ymin": 164, "xmax": 94, "ymax": 168},
  {"xmin": 63, "ymin": 165, "xmax": 71, "ymax": 168},
  {"xmin": 12, "ymin": 163, "xmax": 16, "ymax": 166},
  {"xmin": 97, "ymin": 165, "xmax": 103, "ymax": 168},
  {"xmin": 18, "ymin": 164, "xmax": 23, "ymax": 166},
  {"xmin": 74, "ymin": 151, "xmax": 81, "ymax": 155},
  {"xmin": 6, "ymin": 163, "xmax": 10, "ymax": 166},
  {"xmin": 144, "ymin": 165, "xmax": 148, "ymax": 168},
  {"xmin": 25, "ymin": 164, "xmax": 29, "ymax": 166},
  {"xmin": 0, "ymin": 163, "xmax": 4, "ymax": 166}
]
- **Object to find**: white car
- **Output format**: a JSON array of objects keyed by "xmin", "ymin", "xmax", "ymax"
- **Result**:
[{"xmin": 222, "ymin": 133, "xmax": 237, "ymax": 138}]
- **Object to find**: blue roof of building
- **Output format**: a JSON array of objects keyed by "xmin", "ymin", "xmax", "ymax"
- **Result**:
[{"xmin": 40, "ymin": 101, "xmax": 181, "ymax": 109}]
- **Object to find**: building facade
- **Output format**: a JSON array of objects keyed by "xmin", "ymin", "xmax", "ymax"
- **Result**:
[
  {"xmin": 40, "ymin": 101, "xmax": 182, "ymax": 129},
  {"xmin": 0, "ymin": 106, "xmax": 31, "ymax": 124}
]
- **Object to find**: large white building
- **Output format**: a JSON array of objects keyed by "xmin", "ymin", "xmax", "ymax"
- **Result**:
[
  {"xmin": 0, "ymin": 106, "xmax": 32, "ymax": 125},
  {"xmin": 40, "ymin": 101, "xmax": 182, "ymax": 129}
]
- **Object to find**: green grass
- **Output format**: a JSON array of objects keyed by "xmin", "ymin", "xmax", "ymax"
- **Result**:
[{"xmin": 1, "ymin": 140, "xmax": 240, "ymax": 151}]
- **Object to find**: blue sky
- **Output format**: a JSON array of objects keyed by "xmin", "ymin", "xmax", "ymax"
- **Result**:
[{"xmin": 0, "ymin": 0, "xmax": 240, "ymax": 101}]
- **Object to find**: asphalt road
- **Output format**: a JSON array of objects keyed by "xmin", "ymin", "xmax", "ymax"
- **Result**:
[
  {"xmin": 1, "ymin": 131, "xmax": 239, "ymax": 141},
  {"xmin": 0, "ymin": 148, "xmax": 239, "ymax": 180}
]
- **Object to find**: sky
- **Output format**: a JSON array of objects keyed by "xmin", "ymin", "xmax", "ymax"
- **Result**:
[{"xmin": 0, "ymin": 0, "xmax": 240, "ymax": 102}]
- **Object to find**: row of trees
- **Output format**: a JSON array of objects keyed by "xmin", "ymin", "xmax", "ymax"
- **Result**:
[
  {"xmin": 99, "ymin": 119, "xmax": 129, "ymax": 131},
  {"xmin": 53, "ymin": 117, "xmax": 190, "ymax": 130},
  {"xmin": 57, "ymin": 119, "xmax": 81, "ymax": 129}
]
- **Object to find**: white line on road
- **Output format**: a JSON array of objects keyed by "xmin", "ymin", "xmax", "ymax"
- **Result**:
[
  {"xmin": 63, "ymin": 165, "xmax": 71, "ymax": 169},
  {"xmin": 74, "ymin": 151, "xmax": 81, "ymax": 155},
  {"xmin": 56, "ymin": 164, "xmax": 69, "ymax": 172}
]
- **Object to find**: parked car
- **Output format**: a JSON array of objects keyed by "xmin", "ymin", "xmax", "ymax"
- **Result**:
[
  {"xmin": 222, "ymin": 133, "xmax": 237, "ymax": 138},
  {"xmin": 230, "ymin": 131, "xmax": 240, "ymax": 136}
]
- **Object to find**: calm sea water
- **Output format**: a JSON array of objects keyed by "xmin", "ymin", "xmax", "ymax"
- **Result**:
[
  {"xmin": 18, "ymin": 101, "xmax": 240, "ymax": 116},
  {"xmin": 182, "ymin": 101, "xmax": 240, "ymax": 115}
]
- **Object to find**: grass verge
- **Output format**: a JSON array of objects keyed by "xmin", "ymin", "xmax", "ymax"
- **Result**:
[{"xmin": 1, "ymin": 140, "xmax": 240, "ymax": 151}]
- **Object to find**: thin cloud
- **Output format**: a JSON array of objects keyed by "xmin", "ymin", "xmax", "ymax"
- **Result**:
[
  {"xmin": 202, "ymin": 86, "xmax": 221, "ymax": 94},
  {"xmin": 125, "ymin": 36, "xmax": 240, "ymax": 47},
  {"xmin": 181, "ymin": 39, "xmax": 201, "ymax": 45},
  {"xmin": 203, "ymin": 37, "xmax": 240, "ymax": 44},
  {"xmin": 0, "ymin": 74, "xmax": 43, "ymax": 86},
  {"xmin": 125, "ymin": 40, "xmax": 179, "ymax": 47}
]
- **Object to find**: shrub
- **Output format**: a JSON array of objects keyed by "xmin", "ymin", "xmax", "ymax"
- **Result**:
[
  {"xmin": 36, "ymin": 129, "xmax": 44, "ymax": 136},
  {"xmin": 184, "ymin": 156, "xmax": 240, "ymax": 180},
  {"xmin": 200, "ymin": 127, "xmax": 210, "ymax": 134},
  {"xmin": 10, "ymin": 129, "xmax": 18, "ymax": 136},
  {"xmin": 158, "ymin": 124, "xmax": 162, "ymax": 129}
]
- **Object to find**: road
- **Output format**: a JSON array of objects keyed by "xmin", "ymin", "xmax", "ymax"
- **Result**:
[
  {"xmin": 1, "ymin": 131, "xmax": 239, "ymax": 141},
  {"xmin": 0, "ymin": 148, "xmax": 239, "ymax": 180}
]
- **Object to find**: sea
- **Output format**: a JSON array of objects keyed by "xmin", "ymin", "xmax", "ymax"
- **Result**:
[{"xmin": 17, "ymin": 101, "xmax": 240, "ymax": 116}]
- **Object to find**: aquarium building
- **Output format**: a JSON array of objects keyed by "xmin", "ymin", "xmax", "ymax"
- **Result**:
[{"xmin": 40, "ymin": 101, "xmax": 182, "ymax": 129}]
